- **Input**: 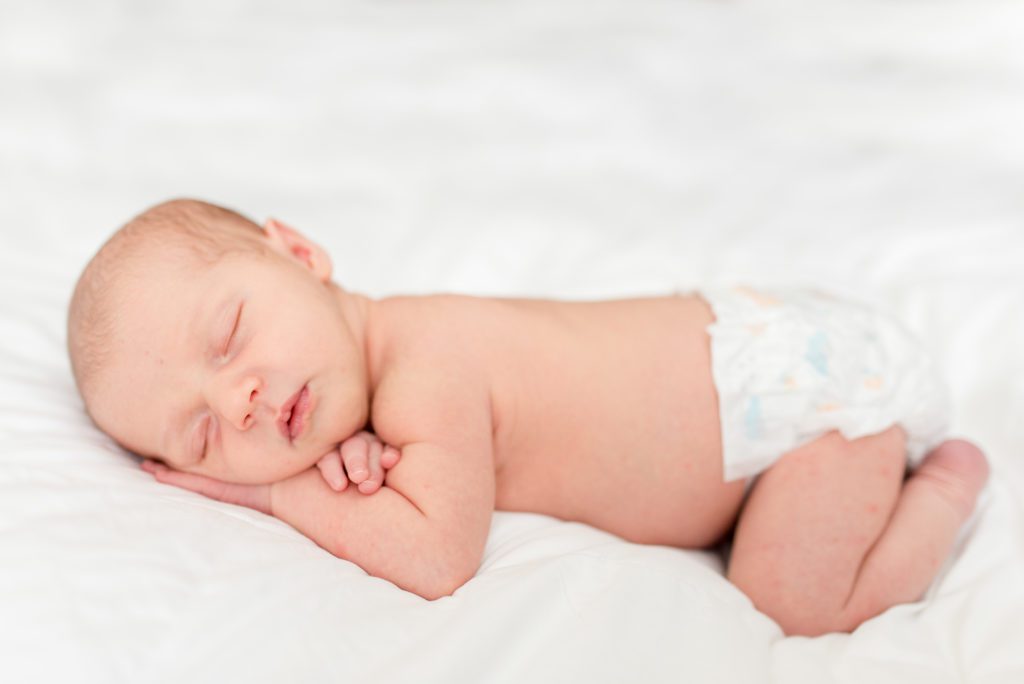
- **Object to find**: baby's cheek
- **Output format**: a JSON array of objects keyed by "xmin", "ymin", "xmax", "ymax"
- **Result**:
[{"xmin": 231, "ymin": 450, "xmax": 316, "ymax": 485}]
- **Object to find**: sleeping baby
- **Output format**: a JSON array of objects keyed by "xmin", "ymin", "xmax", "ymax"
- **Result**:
[{"xmin": 66, "ymin": 198, "xmax": 990, "ymax": 637}]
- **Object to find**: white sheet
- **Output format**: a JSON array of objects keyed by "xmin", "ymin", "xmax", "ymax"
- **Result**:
[{"xmin": 2, "ymin": 1, "xmax": 1023, "ymax": 682}]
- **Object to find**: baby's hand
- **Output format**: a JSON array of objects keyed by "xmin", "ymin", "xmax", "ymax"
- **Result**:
[
  {"xmin": 140, "ymin": 459, "xmax": 272, "ymax": 516},
  {"xmin": 315, "ymin": 430, "xmax": 402, "ymax": 495}
]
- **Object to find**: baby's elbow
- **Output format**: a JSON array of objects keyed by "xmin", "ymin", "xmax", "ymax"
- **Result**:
[
  {"xmin": 395, "ymin": 572, "xmax": 462, "ymax": 602},
  {"xmin": 413, "ymin": 552, "xmax": 481, "ymax": 601},
  {"xmin": 408, "ymin": 518, "xmax": 488, "ymax": 600},
  {"xmin": 417, "ymin": 581, "xmax": 458, "ymax": 602},
  {"xmin": 329, "ymin": 539, "xmax": 480, "ymax": 601},
  {"xmin": 323, "ymin": 524, "xmax": 483, "ymax": 601}
]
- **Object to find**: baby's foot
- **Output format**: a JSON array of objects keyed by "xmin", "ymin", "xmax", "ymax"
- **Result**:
[{"xmin": 909, "ymin": 439, "xmax": 990, "ymax": 520}]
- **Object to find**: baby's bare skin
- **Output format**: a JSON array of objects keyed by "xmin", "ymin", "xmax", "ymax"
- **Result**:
[
  {"xmin": 79, "ymin": 204, "xmax": 988, "ymax": 636},
  {"xmin": 368, "ymin": 292, "xmax": 746, "ymax": 548},
  {"xmin": 361, "ymin": 289, "xmax": 988, "ymax": 636}
]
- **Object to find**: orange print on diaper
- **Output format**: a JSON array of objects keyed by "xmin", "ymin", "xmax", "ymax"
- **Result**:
[
  {"xmin": 817, "ymin": 402, "xmax": 842, "ymax": 412},
  {"xmin": 734, "ymin": 285, "xmax": 782, "ymax": 308},
  {"xmin": 863, "ymin": 376, "xmax": 884, "ymax": 390}
]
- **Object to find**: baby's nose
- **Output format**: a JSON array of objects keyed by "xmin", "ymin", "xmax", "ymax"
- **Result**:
[
  {"xmin": 239, "ymin": 390, "xmax": 257, "ymax": 429},
  {"xmin": 225, "ymin": 376, "xmax": 264, "ymax": 431}
]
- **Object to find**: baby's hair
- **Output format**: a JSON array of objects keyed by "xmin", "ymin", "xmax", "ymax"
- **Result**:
[{"xmin": 67, "ymin": 198, "xmax": 266, "ymax": 406}]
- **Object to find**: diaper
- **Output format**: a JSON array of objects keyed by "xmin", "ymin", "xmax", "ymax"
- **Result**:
[{"xmin": 699, "ymin": 285, "xmax": 952, "ymax": 483}]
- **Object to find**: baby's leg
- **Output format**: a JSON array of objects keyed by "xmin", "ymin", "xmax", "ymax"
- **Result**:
[{"xmin": 726, "ymin": 426, "xmax": 989, "ymax": 637}]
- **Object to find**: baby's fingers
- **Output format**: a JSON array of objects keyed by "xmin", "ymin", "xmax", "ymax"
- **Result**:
[
  {"xmin": 340, "ymin": 434, "xmax": 370, "ymax": 485},
  {"xmin": 316, "ymin": 450, "xmax": 348, "ymax": 492},
  {"xmin": 140, "ymin": 458, "xmax": 271, "ymax": 514},
  {"xmin": 358, "ymin": 440, "xmax": 384, "ymax": 494},
  {"xmin": 142, "ymin": 458, "xmax": 226, "ymax": 498},
  {"xmin": 381, "ymin": 445, "xmax": 401, "ymax": 470}
]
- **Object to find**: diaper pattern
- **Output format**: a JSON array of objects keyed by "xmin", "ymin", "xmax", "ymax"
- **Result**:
[{"xmin": 701, "ymin": 285, "xmax": 952, "ymax": 482}]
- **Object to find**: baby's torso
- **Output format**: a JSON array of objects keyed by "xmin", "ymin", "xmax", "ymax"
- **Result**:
[{"xmin": 372, "ymin": 292, "xmax": 746, "ymax": 547}]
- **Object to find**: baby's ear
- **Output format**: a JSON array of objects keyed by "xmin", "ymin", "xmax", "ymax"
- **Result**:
[{"xmin": 262, "ymin": 218, "xmax": 333, "ymax": 282}]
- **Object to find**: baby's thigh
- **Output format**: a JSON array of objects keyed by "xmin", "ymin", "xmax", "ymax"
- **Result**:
[{"xmin": 727, "ymin": 426, "xmax": 906, "ymax": 603}]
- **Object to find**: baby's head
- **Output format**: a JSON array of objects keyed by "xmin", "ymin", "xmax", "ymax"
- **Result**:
[{"xmin": 68, "ymin": 198, "xmax": 370, "ymax": 484}]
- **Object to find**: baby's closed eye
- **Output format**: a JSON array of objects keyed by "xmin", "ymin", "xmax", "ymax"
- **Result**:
[{"xmin": 222, "ymin": 302, "xmax": 243, "ymax": 355}]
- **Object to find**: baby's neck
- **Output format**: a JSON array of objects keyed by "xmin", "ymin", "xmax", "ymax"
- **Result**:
[{"xmin": 329, "ymin": 282, "xmax": 383, "ymax": 391}]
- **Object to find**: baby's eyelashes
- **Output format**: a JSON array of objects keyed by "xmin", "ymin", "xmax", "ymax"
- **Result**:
[{"xmin": 222, "ymin": 303, "xmax": 243, "ymax": 355}]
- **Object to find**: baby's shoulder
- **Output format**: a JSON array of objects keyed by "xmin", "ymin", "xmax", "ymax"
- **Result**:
[
  {"xmin": 370, "ymin": 295, "xmax": 494, "ymax": 441},
  {"xmin": 374, "ymin": 293, "xmax": 495, "ymax": 363}
]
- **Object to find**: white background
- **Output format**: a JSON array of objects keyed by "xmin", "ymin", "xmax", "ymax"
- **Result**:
[{"xmin": 1, "ymin": 1, "xmax": 1022, "ymax": 682}]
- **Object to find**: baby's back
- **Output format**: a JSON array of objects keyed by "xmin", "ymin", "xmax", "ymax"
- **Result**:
[{"xmin": 372, "ymin": 292, "xmax": 746, "ymax": 547}]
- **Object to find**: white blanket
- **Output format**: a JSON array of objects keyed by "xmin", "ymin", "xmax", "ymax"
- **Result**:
[{"xmin": 1, "ymin": 1, "xmax": 1022, "ymax": 681}]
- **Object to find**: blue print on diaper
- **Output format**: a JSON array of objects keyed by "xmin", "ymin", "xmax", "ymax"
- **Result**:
[
  {"xmin": 805, "ymin": 330, "xmax": 829, "ymax": 376},
  {"xmin": 745, "ymin": 396, "xmax": 764, "ymax": 439}
]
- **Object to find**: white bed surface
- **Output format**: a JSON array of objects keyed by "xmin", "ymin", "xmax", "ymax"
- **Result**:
[{"xmin": 1, "ymin": 1, "xmax": 1023, "ymax": 682}]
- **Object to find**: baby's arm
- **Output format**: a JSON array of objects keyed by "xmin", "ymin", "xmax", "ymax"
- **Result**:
[
  {"xmin": 139, "ymin": 432, "xmax": 400, "ymax": 516},
  {"xmin": 145, "ymin": 383, "xmax": 493, "ymax": 600},
  {"xmin": 270, "ymin": 359, "xmax": 495, "ymax": 599}
]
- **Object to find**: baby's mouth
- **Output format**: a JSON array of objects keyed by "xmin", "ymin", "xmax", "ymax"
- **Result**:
[
  {"xmin": 288, "ymin": 385, "xmax": 311, "ymax": 439},
  {"xmin": 277, "ymin": 384, "xmax": 310, "ymax": 442}
]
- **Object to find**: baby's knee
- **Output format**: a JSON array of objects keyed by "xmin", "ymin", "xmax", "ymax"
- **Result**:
[{"xmin": 728, "ymin": 565, "xmax": 857, "ymax": 637}]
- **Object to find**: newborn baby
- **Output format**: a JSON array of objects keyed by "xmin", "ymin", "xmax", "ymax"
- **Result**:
[{"xmin": 67, "ymin": 198, "xmax": 990, "ymax": 637}]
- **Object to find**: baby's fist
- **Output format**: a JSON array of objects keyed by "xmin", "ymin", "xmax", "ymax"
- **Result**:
[{"xmin": 315, "ymin": 430, "xmax": 402, "ymax": 495}]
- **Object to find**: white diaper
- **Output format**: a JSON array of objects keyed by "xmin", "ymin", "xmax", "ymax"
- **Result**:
[{"xmin": 699, "ymin": 285, "xmax": 952, "ymax": 483}]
